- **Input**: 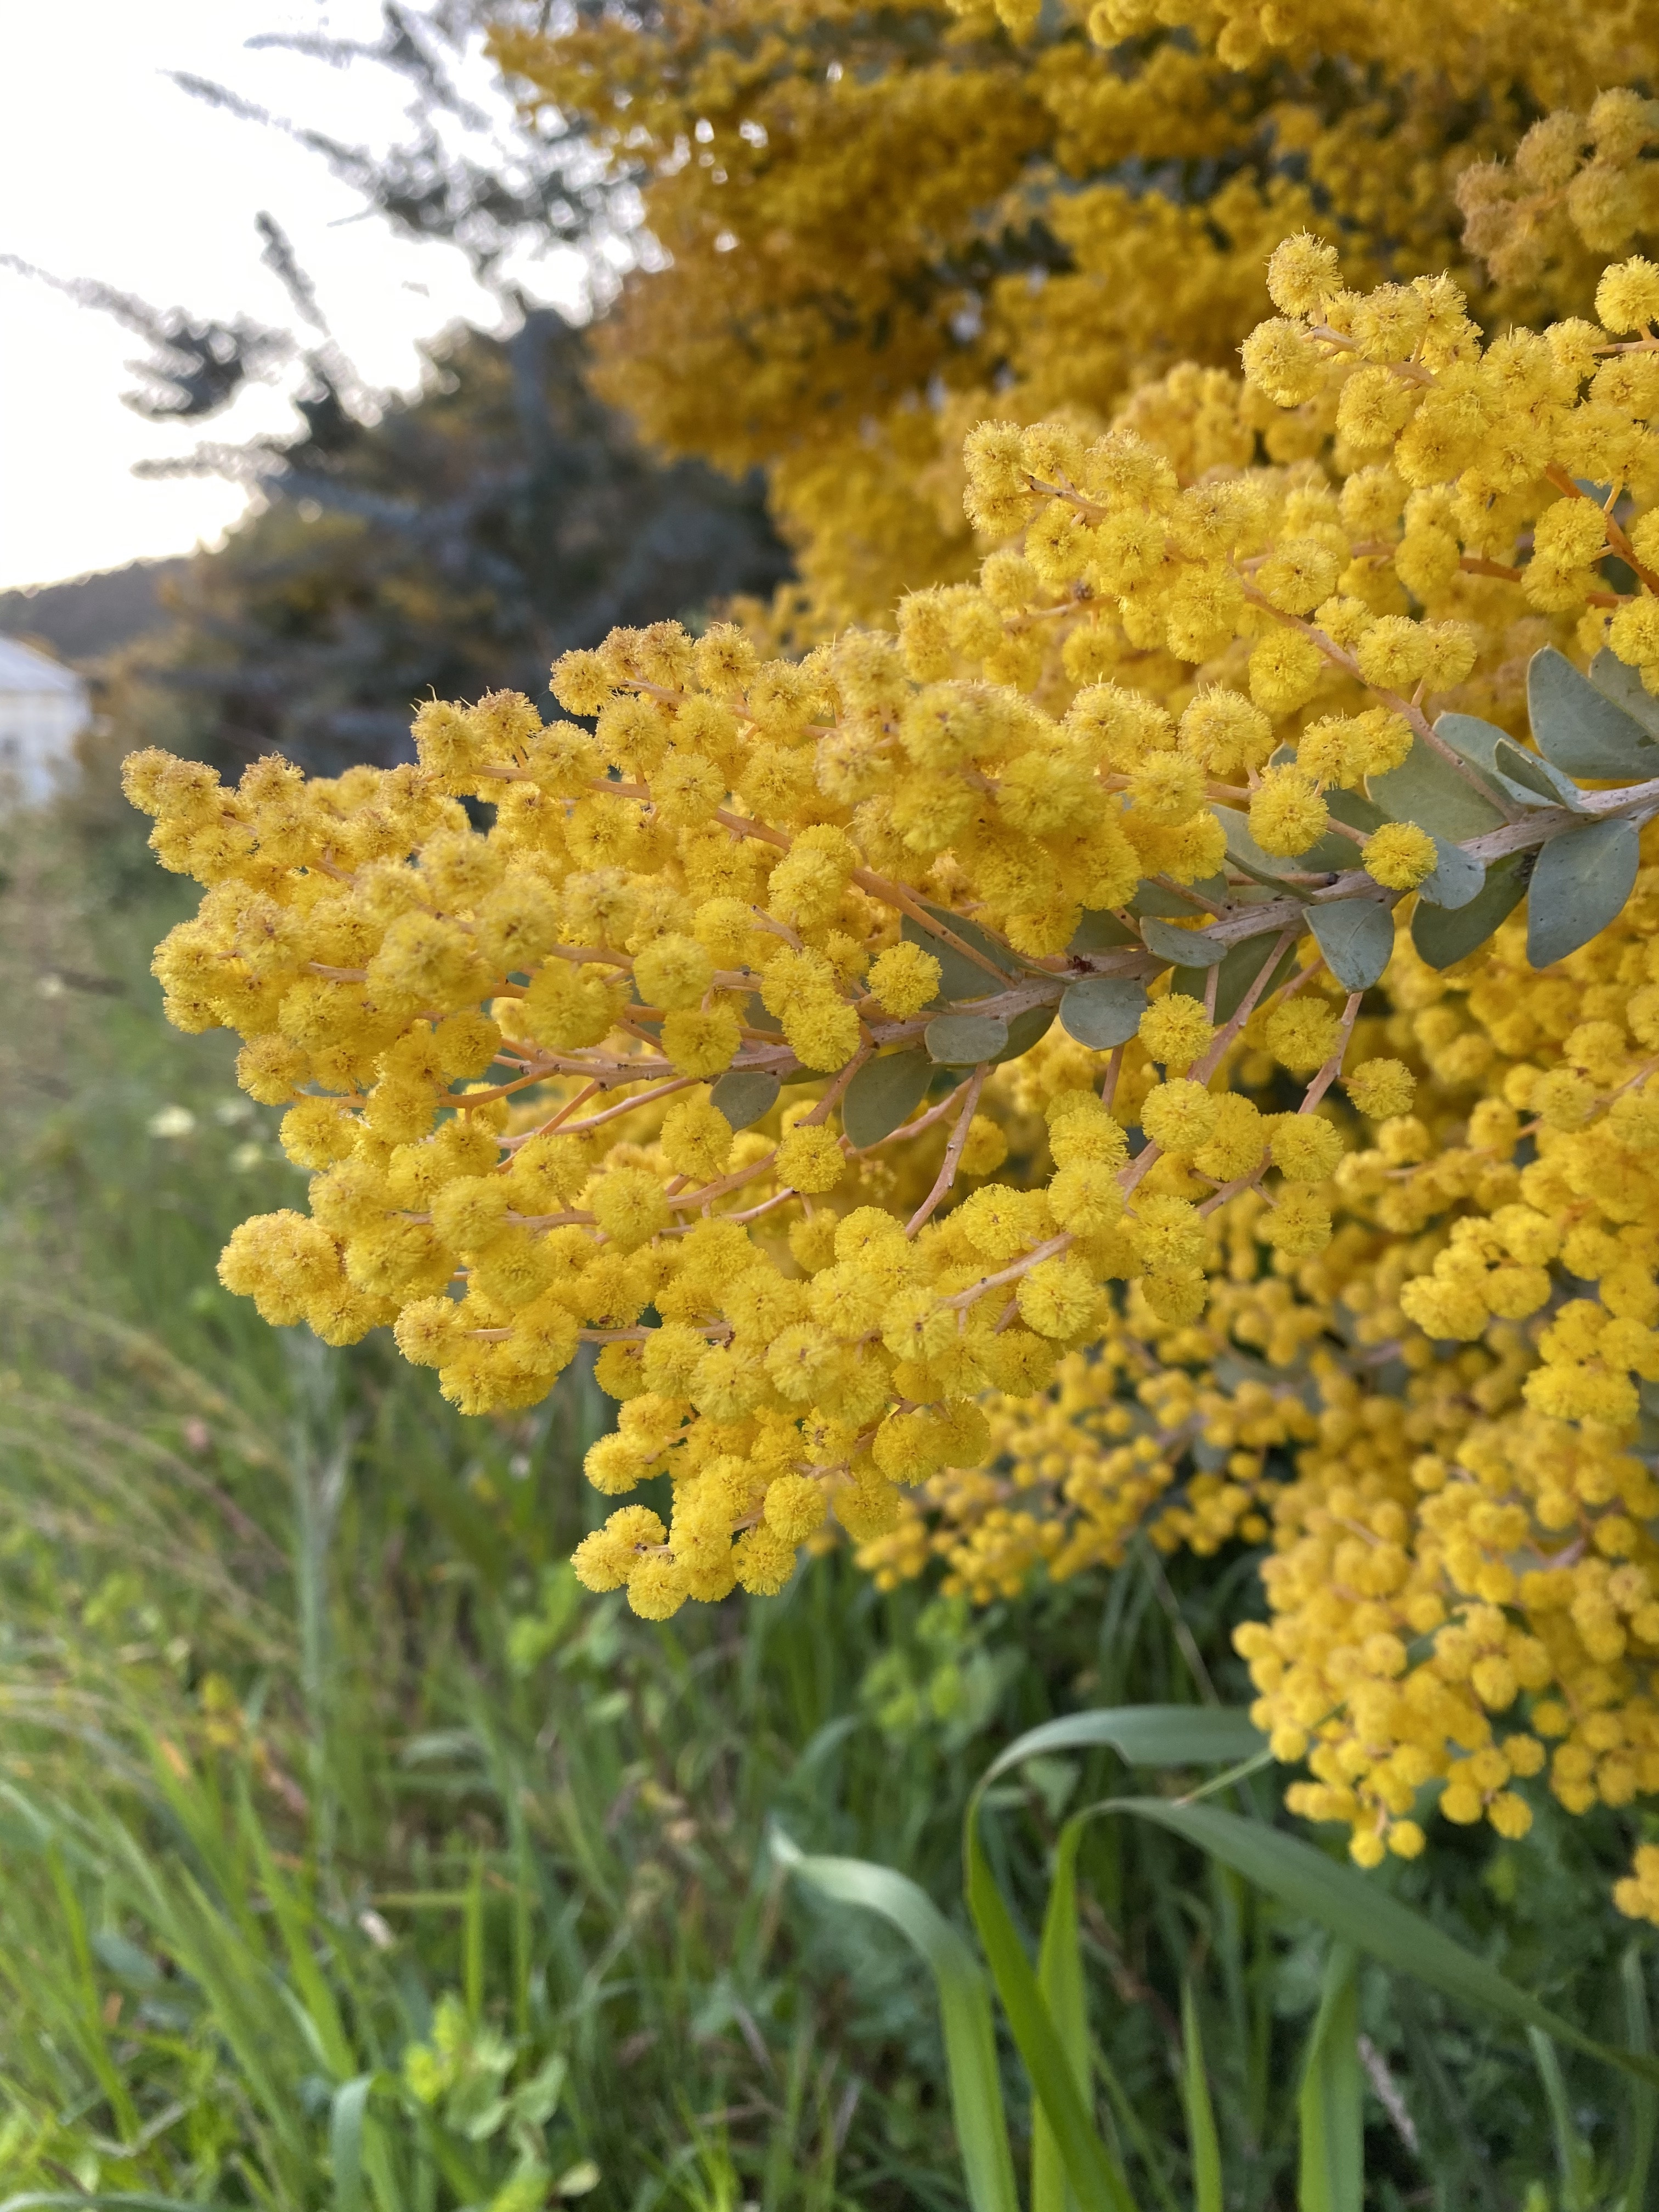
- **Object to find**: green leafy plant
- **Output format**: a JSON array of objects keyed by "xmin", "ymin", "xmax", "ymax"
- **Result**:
[{"xmin": 782, "ymin": 1708, "xmax": 1659, "ymax": 2212}]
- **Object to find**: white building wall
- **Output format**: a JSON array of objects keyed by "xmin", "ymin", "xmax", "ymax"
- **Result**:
[{"xmin": 0, "ymin": 639, "xmax": 91, "ymax": 806}]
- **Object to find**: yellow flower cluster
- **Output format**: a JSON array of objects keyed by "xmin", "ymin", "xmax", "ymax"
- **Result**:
[
  {"xmin": 133, "ymin": 229, "xmax": 1659, "ymax": 1915},
  {"xmin": 489, "ymin": 0, "xmax": 1659, "ymax": 625}
]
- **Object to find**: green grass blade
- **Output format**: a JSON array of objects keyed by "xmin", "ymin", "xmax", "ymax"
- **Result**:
[
  {"xmin": 1528, "ymin": 2029, "xmax": 1594, "ymax": 2212},
  {"xmin": 43, "ymin": 1843, "xmax": 142, "ymax": 2143},
  {"xmin": 0, "ymin": 2199, "xmax": 241, "ymax": 2211},
  {"xmin": 965, "ymin": 1808, "xmax": 1137, "ymax": 2212},
  {"xmin": 1621, "ymin": 1947, "xmax": 1657, "ymax": 2212},
  {"xmin": 1112, "ymin": 1798, "xmax": 1659, "ymax": 2089},
  {"xmin": 1180, "ymin": 1983, "xmax": 1223, "ymax": 2212},
  {"xmin": 1032, "ymin": 1821, "xmax": 1089, "ymax": 2212},
  {"xmin": 237, "ymin": 1789, "xmax": 356, "ymax": 2080},
  {"xmin": 978, "ymin": 1707, "xmax": 1263, "ymax": 1793},
  {"xmin": 330, "ymin": 2074, "xmax": 375, "ymax": 2212},
  {"xmin": 1296, "ymin": 1945, "xmax": 1361, "ymax": 2212},
  {"xmin": 772, "ymin": 1829, "xmax": 1020, "ymax": 2212},
  {"xmin": 966, "ymin": 1707, "xmax": 1261, "ymax": 2212}
]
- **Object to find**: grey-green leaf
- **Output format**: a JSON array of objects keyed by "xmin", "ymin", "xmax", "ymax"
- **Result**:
[
  {"xmin": 1412, "ymin": 850, "xmax": 1528, "ymax": 969},
  {"xmin": 1526, "ymin": 816, "xmax": 1640, "ymax": 969},
  {"xmin": 1416, "ymin": 833, "xmax": 1485, "ymax": 910},
  {"xmin": 842, "ymin": 1049, "xmax": 931, "ymax": 1148},
  {"xmin": 1131, "ymin": 876, "xmax": 1228, "ymax": 919},
  {"xmin": 926, "ymin": 1012, "xmax": 1008, "ymax": 1066},
  {"xmin": 1060, "ymin": 977, "xmax": 1149, "ymax": 1049},
  {"xmin": 1591, "ymin": 646, "xmax": 1659, "ymax": 740},
  {"xmin": 710, "ymin": 1069, "xmax": 780, "ymax": 1128},
  {"xmin": 1306, "ymin": 900, "xmax": 1395, "ymax": 991},
  {"xmin": 1139, "ymin": 913, "xmax": 1229, "ymax": 967},
  {"xmin": 902, "ymin": 902, "xmax": 1019, "ymax": 1002},
  {"xmin": 1209, "ymin": 930, "xmax": 1301, "ymax": 1022},
  {"xmin": 997, "ymin": 1004, "xmax": 1056, "ymax": 1062},
  {"xmin": 1492, "ymin": 734, "xmax": 1587, "ymax": 811},
  {"xmin": 1216, "ymin": 805, "xmax": 1351, "ymax": 885},
  {"xmin": 1369, "ymin": 733, "xmax": 1508, "ymax": 841},
  {"xmin": 1325, "ymin": 787, "xmax": 1386, "ymax": 836},
  {"xmin": 1533, "ymin": 644, "xmax": 1659, "ymax": 777},
  {"xmin": 1068, "ymin": 909, "xmax": 1139, "ymax": 952},
  {"xmin": 1432, "ymin": 711, "xmax": 1506, "ymax": 778}
]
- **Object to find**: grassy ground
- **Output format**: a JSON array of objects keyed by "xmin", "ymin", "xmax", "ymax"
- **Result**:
[{"xmin": 0, "ymin": 761, "xmax": 1652, "ymax": 2210}]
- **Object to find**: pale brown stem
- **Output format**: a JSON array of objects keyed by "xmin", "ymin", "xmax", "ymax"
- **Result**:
[
  {"xmin": 906, "ymin": 1065, "xmax": 988, "ymax": 1236},
  {"xmin": 1300, "ymin": 992, "xmax": 1364, "ymax": 1115}
]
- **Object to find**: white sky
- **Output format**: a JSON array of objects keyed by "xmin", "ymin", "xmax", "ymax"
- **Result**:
[{"xmin": 0, "ymin": 2, "xmax": 589, "ymax": 592}]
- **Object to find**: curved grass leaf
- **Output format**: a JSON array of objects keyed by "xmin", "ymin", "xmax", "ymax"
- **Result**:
[
  {"xmin": 926, "ymin": 1012, "xmax": 1008, "ymax": 1066},
  {"xmin": 330, "ymin": 2074, "xmax": 376, "ymax": 2212},
  {"xmin": 1297, "ymin": 1946, "xmax": 1362, "ymax": 2212},
  {"xmin": 1370, "ymin": 732, "xmax": 1508, "ymax": 842},
  {"xmin": 1591, "ymin": 647, "xmax": 1659, "ymax": 741},
  {"xmin": 968, "ymin": 1708, "xmax": 1265, "ymax": 2212},
  {"xmin": 1532, "ymin": 645, "xmax": 1659, "ymax": 778},
  {"xmin": 710, "ymin": 1069, "xmax": 780, "ymax": 1128},
  {"xmin": 1306, "ymin": 899, "xmax": 1395, "ymax": 991},
  {"xmin": 1412, "ymin": 849, "xmax": 1527, "ymax": 969},
  {"xmin": 1526, "ymin": 816, "xmax": 1640, "ymax": 969},
  {"xmin": 843, "ymin": 1048, "xmax": 932, "ymax": 1147},
  {"xmin": 772, "ymin": 1828, "xmax": 1021, "ymax": 2212},
  {"xmin": 1620, "ymin": 1946, "xmax": 1656, "ymax": 2212},
  {"xmin": 1110, "ymin": 1798, "xmax": 1659, "ymax": 2089},
  {"xmin": 1060, "ymin": 977, "xmax": 1149, "ymax": 1049},
  {"xmin": 1139, "ymin": 913, "xmax": 1229, "ymax": 968},
  {"xmin": 1032, "ymin": 1820, "xmax": 1090, "ymax": 2212}
]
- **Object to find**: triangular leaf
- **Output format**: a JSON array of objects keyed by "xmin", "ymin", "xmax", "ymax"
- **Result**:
[
  {"xmin": 1590, "ymin": 646, "xmax": 1659, "ymax": 741},
  {"xmin": 926, "ymin": 1012, "xmax": 1009, "ymax": 1065},
  {"xmin": 1060, "ymin": 977, "xmax": 1149, "ymax": 1049},
  {"xmin": 1526, "ymin": 817, "xmax": 1640, "ymax": 969},
  {"xmin": 1369, "ymin": 733, "xmax": 1508, "ymax": 841},
  {"xmin": 1531, "ymin": 645, "xmax": 1659, "ymax": 778},
  {"xmin": 709, "ymin": 1069, "xmax": 780, "ymax": 1128},
  {"xmin": 1412, "ymin": 850, "xmax": 1527, "ymax": 969},
  {"xmin": 1492, "ymin": 734, "xmax": 1587, "ymax": 811},
  {"xmin": 1416, "ymin": 833, "xmax": 1485, "ymax": 910},
  {"xmin": 1306, "ymin": 900, "xmax": 1395, "ymax": 991},
  {"xmin": 842, "ymin": 1048, "xmax": 932, "ymax": 1148},
  {"xmin": 1139, "ymin": 913, "xmax": 1229, "ymax": 967}
]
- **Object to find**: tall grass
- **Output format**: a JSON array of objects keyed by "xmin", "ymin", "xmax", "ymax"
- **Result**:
[{"xmin": 0, "ymin": 779, "xmax": 1651, "ymax": 2209}]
